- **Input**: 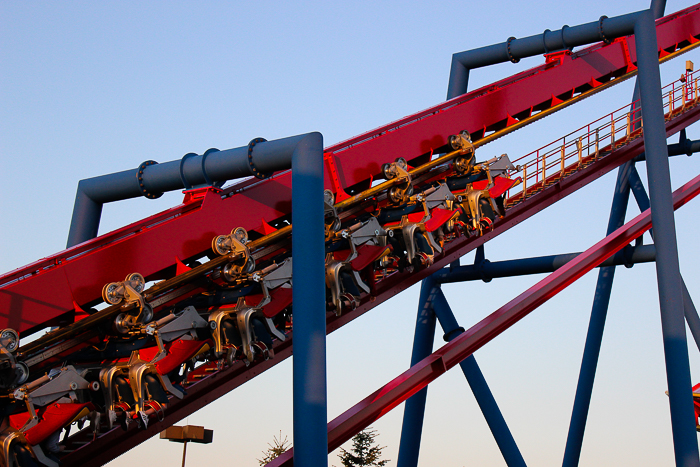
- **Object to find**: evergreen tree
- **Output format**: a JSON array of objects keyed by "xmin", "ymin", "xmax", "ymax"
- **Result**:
[
  {"xmin": 258, "ymin": 431, "xmax": 291, "ymax": 466},
  {"xmin": 338, "ymin": 428, "xmax": 389, "ymax": 466}
]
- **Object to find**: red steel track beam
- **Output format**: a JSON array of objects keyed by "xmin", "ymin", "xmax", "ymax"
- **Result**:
[
  {"xmin": 3, "ymin": 5, "xmax": 700, "ymax": 335},
  {"xmin": 267, "ymin": 172, "xmax": 700, "ymax": 466},
  {"xmin": 59, "ymin": 102, "xmax": 700, "ymax": 467}
]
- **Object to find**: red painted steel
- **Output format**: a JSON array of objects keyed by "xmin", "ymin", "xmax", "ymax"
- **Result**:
[
  {"xmin": 3, "ymin": 6, "xmax": 700, "ymax": 336},
  {"xmin": 267, "ymin": 171, "xmax": 700, "ymax": 467},
  {"xmin": 60, "ymin": 101, "xmax": 700, "ymax": 467}
]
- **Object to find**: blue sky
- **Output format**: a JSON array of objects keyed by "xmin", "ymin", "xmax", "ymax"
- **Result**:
[{"xmin": 3, "ymin": 1, "xmax": 700, "ymax": 465}]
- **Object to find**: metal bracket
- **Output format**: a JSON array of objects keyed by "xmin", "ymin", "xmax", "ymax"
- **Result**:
[{"xmin": 102, "ymin": 273, "xmax": 154, "ymax": 330}]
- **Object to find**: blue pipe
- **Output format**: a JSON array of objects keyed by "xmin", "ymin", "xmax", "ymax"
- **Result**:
[
  {"xmin": 397, "ymin": 278, "xmax": 439, "ymax": 467},
  {"xmin": 447, "ymin": 10, "xmax": 645, "ymax": 98},
  {"xmin": 435, "ymin": 244, "xmax": 656, "ymax": 283},
  {"xmin": 67, "ymin": 133, "xmax": 311, "ymax": 247},
  {"xmin": 635, "ymin": 10, "xmax": 700, "ymax": 465},
  {"xmin": 290, "ymin": 132, "xmax": 327, "ymax": 466},
  {"xmin": 430, "ymin": 287, "xmax": 526, "ymax": 467}
]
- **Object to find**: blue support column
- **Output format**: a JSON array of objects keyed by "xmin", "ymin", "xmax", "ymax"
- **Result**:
[
  {"xmin": 291, "ymin": 132, "xmax": 328, "ymax": 467},
  {"xmin": 635, "ymin": 11, "xmax": 700, "ymax": 465},
  {"xmin": 397, "ymin": 278, "xmax": 438, "ymax": 467},
  {"xmin": 430, "ymin": 287, "xmax": 526, "ymax": 467}
]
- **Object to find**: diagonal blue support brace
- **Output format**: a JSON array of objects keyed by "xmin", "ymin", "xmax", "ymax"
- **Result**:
[
  {"xmin": 430, "ymin": 287, "xmax": 526, "ymax": 467},
  {"xmin": 397, "ymin": 278, "xmax": 438, "ymax": 467},
  {"xmin": 627, "ymin": 167, "xmax": 700, "ymax": 353},
  {"xmin": 562, "ymin": 157, "xmax": 634, "ymax": 466}
]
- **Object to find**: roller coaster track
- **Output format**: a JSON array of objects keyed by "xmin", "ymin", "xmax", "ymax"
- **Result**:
[
  {"xmin": 60, "ymin": 52, "xmax": 700, "ymax": 467},
  {"xmin": 2, "ymin": 5, "xmax": 700, "ymax": 466}
]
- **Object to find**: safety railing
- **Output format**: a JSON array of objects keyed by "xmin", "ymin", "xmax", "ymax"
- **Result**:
[{"xmin": 505, "ymin": 69, "xmax": 700, "ymax": 203}]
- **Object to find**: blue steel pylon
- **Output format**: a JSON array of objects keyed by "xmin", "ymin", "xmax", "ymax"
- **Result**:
[{"xmin": 398, "ymin": 3, "xmax": 700, "ymax": 467}]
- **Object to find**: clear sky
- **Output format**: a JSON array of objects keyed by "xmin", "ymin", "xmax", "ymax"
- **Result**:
[{"xmin": 3, "ymin": 1, "xmax": 700, "ymax": 466}]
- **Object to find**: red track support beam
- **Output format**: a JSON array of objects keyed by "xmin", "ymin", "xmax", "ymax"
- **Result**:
[
  {"xmin": 3, "ymin": 5, "xmax": 700, "ymax": 336},
  {"xmin": 267, "ymin": 171, "xmax": 700, "ymax": 466}
]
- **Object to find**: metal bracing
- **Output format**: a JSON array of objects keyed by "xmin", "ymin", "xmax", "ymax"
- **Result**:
[
  {"xmin": 435, "ymin": 244, "xmax": 656, "ymax": 283},
  {"xmin": 397, "ymin": 275, "xmax": 525, "ymax": 467},
  {"xmin": 627, "ymin": 164, "xmax": 700, "ymax": 352},
  {"xmin": 396, "ymin": 279, "xmax": 438, "ymax": 467},
  {"xmin": 428, "ymin": 285, "xmax": 526, "ymax": 467},
  {"xmin": 561, "ymin": 0, "xmax": 664, "ymax": 456},
  {"xmin": 263, "ymin": 173, "xmax": 700, "ymax": 467}
]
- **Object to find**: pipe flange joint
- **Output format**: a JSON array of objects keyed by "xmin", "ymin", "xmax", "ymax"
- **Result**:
[
  {"xmin": 443, "ymin": 327, "xmax": 465, "ymax": 342},
  {"xmin": 542, "ymin": 29, "xmax": 552, "ymax": 54},
  {"xmin": 201, "ymin": 148, "xmax": 221, "ymax": 187},
  {"xmin": 247, "ymin": 137, "xmax": 269, "ymax": 180},
  {"xmin": 136, "ymin": 160, "xmax": 163, "ymax": 199},
  {"xmin": 179, "ymin": 152, "xmax": 198, "ymax": 190},
  {"xmin": 598, "ymin": 16, "xmax": 612, "ymax": 44},
  {"xmin": 506, "ymin": 37, "xmax": 520, "ymax": 63},
  {"xmin": 561, "ymin": 25, "xmax": 572, "ymax": 52},
  {"xmin": 478, "ymin": 259, "xmax": 492, "ymax": 283}
]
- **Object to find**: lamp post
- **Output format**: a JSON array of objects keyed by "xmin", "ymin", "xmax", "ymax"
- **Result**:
[{"xmin": 160, "ymin": 425, "xmax": 213, "ymax": 467}]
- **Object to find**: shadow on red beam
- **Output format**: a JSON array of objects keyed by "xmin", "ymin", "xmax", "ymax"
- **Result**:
[{"xmin": 267, "ymin": 171, "xmax": 700, "ymax": 467}]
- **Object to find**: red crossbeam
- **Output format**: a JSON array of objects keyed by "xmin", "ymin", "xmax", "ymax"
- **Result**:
[{"xmin": 268, "ymin": 171, "xmax": 700, "ymax": 466}]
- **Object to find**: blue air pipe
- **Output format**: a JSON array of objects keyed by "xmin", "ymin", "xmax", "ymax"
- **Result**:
[
  {"xmin": 430, "ymin": 287, "xmax": 526, "ymax": 467},
  {"xmin": 447, "ymin": 10, "xmax": 645, "ymax": 99},
  {"xmin": 434, "ymin": 245, "xmax": 656, "ymax": 284},
  {"xmin": 67, "ymin": 134, "xmax": 312, "ymax": 247},
  {"xmin": 396, "ymin": 277, "xmax": 438, "ymax": 467}
]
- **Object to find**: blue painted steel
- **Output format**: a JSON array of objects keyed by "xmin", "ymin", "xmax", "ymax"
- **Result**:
[
  {"xmin": 434, "ymin": 245, "xmax": 656, "ymax": 283},
  {"xmin": 635, "ymin": 10, "xmax": 700, "ymax": 465},
  {"xmin": 562, "ymin": 157, "xmax": 633, "ymax": 467},
  {"xmin": 447, "ymin": 11, "xmax": 643, "ymax": 98},
  {"xmin": 67, "ymin": 133, "xmax": 311, "ymax": 247},
  {"xmin": 430, "ymin": 287, "xmax": 526, "ymax": 467},
  {"xmin": 290, "ymin": 132, "xmax": 328, "ymax": 467},
  {"xmin": 627, "ymin": 167, "xmax": 700, "ymax": 352},
  {"xmin": 397, "ymin": 278, "xmax": 438, "ymax": 467}
]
